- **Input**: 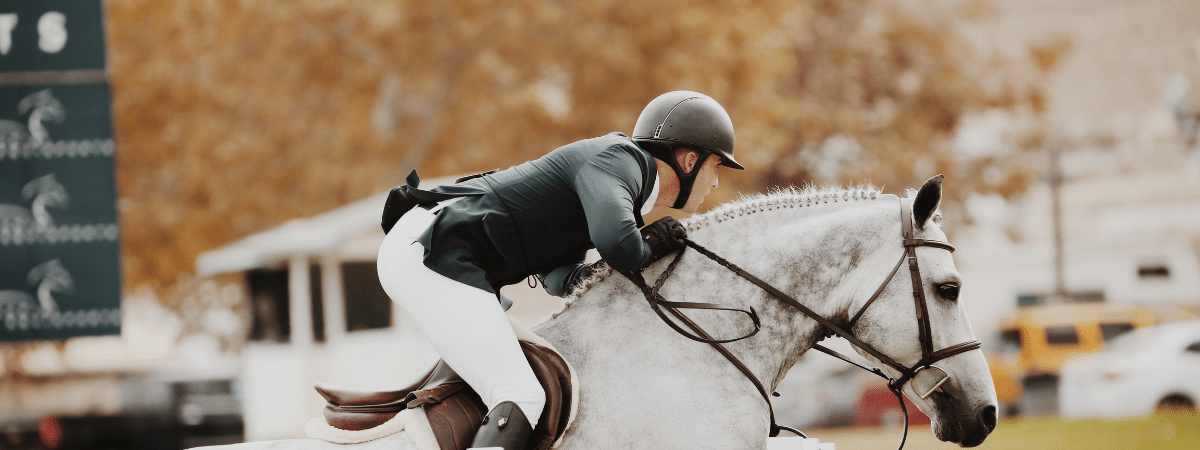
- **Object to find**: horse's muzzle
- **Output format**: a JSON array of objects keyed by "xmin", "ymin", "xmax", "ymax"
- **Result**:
[{"xmin": 930, "ymin": 391, "xmax": 998, "ymax": 447}]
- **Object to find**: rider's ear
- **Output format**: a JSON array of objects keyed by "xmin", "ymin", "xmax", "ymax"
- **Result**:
[
  {"xmin": 912, "ymin": 174, "xmax": 944, "ymax": 229},
  {"xmin": 675, "ymin": 148, "xmax": 699, "ymax": 173}
]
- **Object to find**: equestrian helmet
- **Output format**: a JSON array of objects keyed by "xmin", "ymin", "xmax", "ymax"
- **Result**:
[{"xmin": 632, "ymin": 91, "xmax": 743, "ymax": 170}]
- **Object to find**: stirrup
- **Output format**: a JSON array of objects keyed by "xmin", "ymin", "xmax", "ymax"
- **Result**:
[{"xmin": 468, "ymin": 401, "xmax": 532, "ymax": 450}]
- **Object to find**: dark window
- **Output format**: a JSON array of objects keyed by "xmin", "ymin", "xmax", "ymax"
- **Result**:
[
  {"xmin": 1045, "ymin": 326, "xmax": 1079, "ymax": 345},
  {"xmin": 1138, "ymin": 265, "xmax": 1170, "ymax": 279},
  {"xmin": 1068, "ymin": 291, "xmax": 1105, "ymax": 303},
  {"xmin": 246, "ymin": 265, "xmax": 325, "ymax": 342},
  {"xmin": 1000, "ymin": 329, "xmax": 1022, "ymax": 353},
  {"xmin": 1017, "ymin": 294, "xmax": 1042, "ymax": 307},
  {"xmin": 1186, "ymin": 342, "xmax": 1200, "ymax": 354},
  {"xmin": 342, "ymin": 262, "xmax": 392, "ymax": 331},
  {"xmin": 247, "ymin": 269, "xmax": 288, "ymax": 342},
  {"xmin": 310, "ymin": 264, "xmax": 325, "ymax": 343},
  {"xmin": 1100, "ymin": 323, "xmax": 1135, "ymax": 342}
]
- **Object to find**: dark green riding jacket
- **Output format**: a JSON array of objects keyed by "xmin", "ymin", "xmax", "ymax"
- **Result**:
[{"xmin": 403, "ymin": 132, "xmax": 659, "ymax": 297}]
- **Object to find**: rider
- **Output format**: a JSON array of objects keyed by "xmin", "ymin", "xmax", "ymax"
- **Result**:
[{"xmin": 376, "ymin": 91, "xmax": 742, "ymax": 450}]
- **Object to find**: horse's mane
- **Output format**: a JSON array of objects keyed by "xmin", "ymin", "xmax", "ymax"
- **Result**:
[{"xmin": 550, "ymin": 184, "xmax": 884, "ymax": 317}]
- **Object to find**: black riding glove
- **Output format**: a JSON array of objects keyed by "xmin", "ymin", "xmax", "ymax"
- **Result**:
[{"xmin": 640, "ymin": 216, "xmax": 687, "ymax": 261}]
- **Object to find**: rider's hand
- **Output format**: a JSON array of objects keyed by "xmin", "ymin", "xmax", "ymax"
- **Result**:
[{"xmin": 641, "ymin": 216, "xmax": 687, "ymax": 261}]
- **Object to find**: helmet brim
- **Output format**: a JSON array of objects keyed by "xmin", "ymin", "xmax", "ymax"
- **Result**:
[{"xmin": 715, "ymin": 151, "xmax": 744, "ymax": 170}]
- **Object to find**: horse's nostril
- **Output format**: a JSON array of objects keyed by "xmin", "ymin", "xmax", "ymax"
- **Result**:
[{"xmin": 979, "ymin": 404, "xmax": 998, "ymax": 433}]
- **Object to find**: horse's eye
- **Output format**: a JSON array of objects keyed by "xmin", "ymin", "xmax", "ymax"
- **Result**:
[{"xmin": 936, "ymin": 283, "xmax": 960, "ymax": 301}]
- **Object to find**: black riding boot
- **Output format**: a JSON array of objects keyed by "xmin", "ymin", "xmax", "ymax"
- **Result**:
[{"xmin": 468, "ymin": 401, "xmax": 533, "ymax": 450}]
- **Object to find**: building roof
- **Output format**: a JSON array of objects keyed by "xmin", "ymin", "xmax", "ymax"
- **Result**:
[{"xmin": 196, "ymin": 174, "xmax": 461, "ymax": 275}]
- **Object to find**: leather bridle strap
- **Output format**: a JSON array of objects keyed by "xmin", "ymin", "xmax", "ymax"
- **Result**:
[
  {"xmin": 682, "ymin": 240, "xmax": 914, "ymax": 376},
  {"xmin": 847, "ymin": 250, "xmax": 907, "ymax": 328},
  {"xmin": 616, "ymin": 268, "xmax": 785, "ymax": 437},
  {"xmin": 888, "ymin": 198, "xmax": 982, "ymax": 388}
]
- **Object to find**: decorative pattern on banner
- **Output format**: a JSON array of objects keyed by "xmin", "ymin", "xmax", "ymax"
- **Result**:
[{"xmin": 1, "ymin": 0, "xmax": 120, "ymax": 341}]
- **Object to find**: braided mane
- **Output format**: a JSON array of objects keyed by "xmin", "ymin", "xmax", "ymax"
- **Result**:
[
  {"xmin": 682, "ymin": 184, "xmax": 883, "ymax": 233},
  {"xmin": 550, "ymin": 184, "xmax": 884, "ymax": 315}
]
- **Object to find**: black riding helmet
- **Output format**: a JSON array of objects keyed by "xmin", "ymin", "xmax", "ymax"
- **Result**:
[{"xmin": 632, "ymin": 91, "xmax": 742, "ymax": 209}]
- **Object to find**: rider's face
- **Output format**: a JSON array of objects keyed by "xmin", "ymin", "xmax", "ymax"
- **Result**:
[{"xmin": 679, "ymin": 154, "xmax": 721, "ymax": 214}]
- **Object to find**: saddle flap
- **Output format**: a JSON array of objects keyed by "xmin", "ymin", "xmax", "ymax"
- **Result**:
[{"xmin": 521, "ymin": 341, "xmax": 573, "ymax": 448}]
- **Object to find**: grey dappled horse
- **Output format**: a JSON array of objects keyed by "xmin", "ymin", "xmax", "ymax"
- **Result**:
[{"xmin": 197, "ymin": 176, "xmax": 998, "ymax": 450}]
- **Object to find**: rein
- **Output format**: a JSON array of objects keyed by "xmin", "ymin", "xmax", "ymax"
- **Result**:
[{"xmin": 618, "ymin": 198, "xmax": 981, "ymax": 449}]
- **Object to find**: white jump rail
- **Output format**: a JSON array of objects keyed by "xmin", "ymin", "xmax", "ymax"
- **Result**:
[{"xmin": 768, "ymin": 436, "xmax": 836, "ymax": 450}]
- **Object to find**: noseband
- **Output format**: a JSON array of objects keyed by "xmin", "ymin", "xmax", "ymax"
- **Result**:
[{"xmin": 618, "ymin": 197, "xmax": 982, "ymax": 447}]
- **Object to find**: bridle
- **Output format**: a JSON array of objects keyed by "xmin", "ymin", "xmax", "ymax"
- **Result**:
[{"xmin": 617, "ymin": 197, "xmax": 982, "ymax": 449}]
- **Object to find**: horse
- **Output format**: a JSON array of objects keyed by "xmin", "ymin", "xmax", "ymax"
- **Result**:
[{"xmin": 195, "ymin": 175, "xmax": 997, "ymax": 450}]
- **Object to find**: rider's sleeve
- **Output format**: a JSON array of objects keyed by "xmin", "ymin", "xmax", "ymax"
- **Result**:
[
  {"xmin": 573, "ymin": 145, "xmax": 654, "ymax": 272},
  {"xmin": 538, "ymin": 252, "xmax": 596, "ymax": 297}
]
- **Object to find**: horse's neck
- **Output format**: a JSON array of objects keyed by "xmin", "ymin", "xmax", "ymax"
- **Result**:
[
  {"xmin": 28, "ymin": 110, "xmax": 49, "ymax": 144},
  {"xmin": 532, "ymin": 200, "xmax": 895, "ymax": 448},
  {"xmin": 670, "ymin": 202, "xmax": 896, "ymax": 385}
]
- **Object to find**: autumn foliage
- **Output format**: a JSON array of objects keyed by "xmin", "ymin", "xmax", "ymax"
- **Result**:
[{"xmin": 104, "ymin": 0, "xmax": 1056, "ymax": 299}]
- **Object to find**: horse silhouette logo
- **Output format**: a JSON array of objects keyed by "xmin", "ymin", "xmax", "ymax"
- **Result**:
[
  {"xmin": 0, "ymin": 89, "xmax": 65, "ymax": 157},
  {"xmin": 0, "ymin": 173, "xmax": 69, "ymax": 243},
  {"xmin": 0, "ymin": 259, "xmax": 73, "ymax": 313}
]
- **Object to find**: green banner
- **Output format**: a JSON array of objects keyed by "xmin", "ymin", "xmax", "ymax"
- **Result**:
[{"xmin": 1, "ymin": 1, "xmax": 119, "ymax": 341}]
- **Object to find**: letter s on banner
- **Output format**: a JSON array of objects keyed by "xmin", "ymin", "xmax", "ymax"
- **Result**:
[{"xmin": 38, "ymin": 12, "xmax": 68, "ymax": 54}]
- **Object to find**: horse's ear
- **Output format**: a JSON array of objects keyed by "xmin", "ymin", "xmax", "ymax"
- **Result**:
[{"xmin": 912, "ymin": 175, "xmax": 944, "ymax": 229}]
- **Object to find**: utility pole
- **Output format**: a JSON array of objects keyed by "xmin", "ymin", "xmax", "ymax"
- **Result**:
[{"xmin": 1049, "ymin": 143, "xmax": 1068, "ymax": 303}]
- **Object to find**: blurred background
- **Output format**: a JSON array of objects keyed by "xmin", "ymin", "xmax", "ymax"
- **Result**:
[{"xmin": 1, "ymin": 0, "xmax": 1199, "ymax": 448}]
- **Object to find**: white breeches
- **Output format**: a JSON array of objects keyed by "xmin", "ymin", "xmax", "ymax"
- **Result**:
[{"xmin": 376, "ymin": 207, "xmax": 545, "ymax": 428}]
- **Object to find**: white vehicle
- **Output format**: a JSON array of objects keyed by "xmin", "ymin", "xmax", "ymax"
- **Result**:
[{"xmin": 1060, "ymin": 320, "xmax": 1200, "ymax": 419}]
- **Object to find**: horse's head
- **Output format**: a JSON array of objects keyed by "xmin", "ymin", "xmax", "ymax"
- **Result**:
[
  {"xmin": 21, "ymin": 174, "xmax": 69, "ymax": 228},
  {"xmin": 17, "ymin": 89, "xmax": 66, "ymax": 123},
  {"xmin": 849, "ymin": 175, "xmax": 998, "ymax": 447}
]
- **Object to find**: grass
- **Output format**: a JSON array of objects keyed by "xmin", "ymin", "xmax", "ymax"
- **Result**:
[{"xmin": 808, "ymin": 412, "xmax": 1200, "ymax": 449}]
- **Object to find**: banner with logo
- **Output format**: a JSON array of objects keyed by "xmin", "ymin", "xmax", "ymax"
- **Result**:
[{"xmin": 1, "ymin": 1, "xmax": 120, "ymax": 341}]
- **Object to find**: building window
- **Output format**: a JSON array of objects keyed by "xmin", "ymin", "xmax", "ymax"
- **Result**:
[
  {"xmin": 1138, "ymin": 264, "xmax": 1170, "ymax": 280},
  {"xmin": 1067, "ymin": 291, "xmax": 1105, "ymax": 303},
  {"xmin": 309, "ymin": 264, "xmax": 325, "ymax": 342},
  {"xmin": 246, "ymin": 265, "xmax": 325, "ymax": 342},
  {"xmin": 342, "ymin": 262, "xmax": 392, "ymax": 331},
  {"xmin": 1017, "ymin": 294, "xmax": 1042, "ymax": 307},
  {"xmin": 247, "ymin": 269, "xmax": 288, "ymax": 342}
]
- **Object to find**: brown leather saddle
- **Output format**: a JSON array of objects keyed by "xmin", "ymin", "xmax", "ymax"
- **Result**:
[{"xmin": 314, "ymin": 340, "xmax": 572, "ymax": 450}]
